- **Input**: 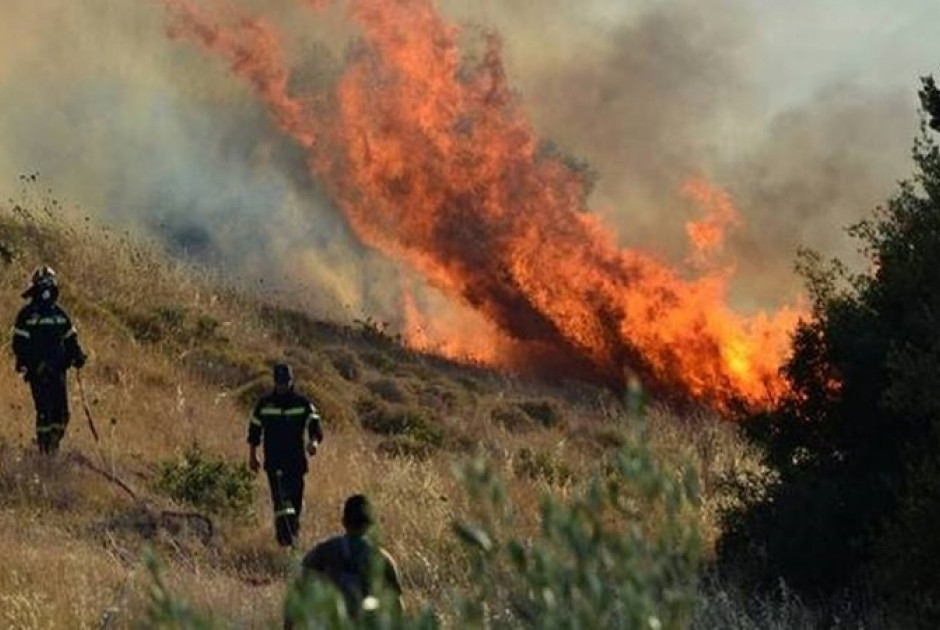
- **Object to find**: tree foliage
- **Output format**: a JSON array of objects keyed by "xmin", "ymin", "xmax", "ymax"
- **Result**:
[{"xmin": 719, "ymin": 74, "xmax": 940, "ymax": 625}]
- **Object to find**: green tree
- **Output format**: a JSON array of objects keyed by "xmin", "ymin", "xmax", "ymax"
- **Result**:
[
  {"xmin": 452, "ymin": 440, "xmax": 702, "ymax": 630},
  {"xmin": 719, "ymin": 73, "xmax": 940, "ymax": 624}
]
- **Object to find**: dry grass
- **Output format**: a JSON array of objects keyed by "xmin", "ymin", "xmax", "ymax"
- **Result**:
[{"xmin": 0, "ymin": 187, "xmax": 763, "ymax": 627}]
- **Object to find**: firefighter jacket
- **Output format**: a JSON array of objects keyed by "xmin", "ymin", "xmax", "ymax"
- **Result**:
[
  {"xmin": 301, "ymin": 534, "xmax": 403, "ymax": 616},
  {"xmin": 248, "ymin": 389, "xmax": 323, "ymax": 474},
  {"xmin": 12, "ymin": 300, "xmax": 84, "ymax": 376}
]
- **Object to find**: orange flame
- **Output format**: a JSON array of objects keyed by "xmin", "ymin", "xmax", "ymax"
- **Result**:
[
  {"xmin": 682, "ymin": 177, "xmax": 741, "ymax": 270},
  {"xmin": 401, "ymin": 288, "xmax": 502, "ymax": 364},
  {"xmin": 164, "ymin": 0, "xmax": 804, "ymax": 409}
]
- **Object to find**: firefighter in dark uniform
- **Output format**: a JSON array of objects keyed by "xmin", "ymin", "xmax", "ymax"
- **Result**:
[
  {"xmin": 248, "ymin": 363, "xmax": 324, "ymax": 547},
  {"xmin": 12, "ymin": 265, "xmax": 87, "ymax": 454},
  {"xmin": 298, "ymin": 494, "xmax": 403, "ymax": 620}
]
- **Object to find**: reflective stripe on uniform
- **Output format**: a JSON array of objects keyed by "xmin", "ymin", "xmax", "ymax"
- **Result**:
[
  {"xmin": 305, "ymin": 409, "xmax": 320, "ymax": 432},
  {"xmin": 259, "ymin": 406, "xmax": 307, "ymax": 418},
  {"xmin": 36, "ymin": 426, "xmax": 55, "ymax": 434},
  {"xmin": 12, "ymin": 328, "xmax": 30, "ymax": 338},
  {"xmin": 274, "ymin": 507, "xmax": 296, "ymax": 517},
  {"xmin": 249, "ymin": 416, "xmax": 262, "ymax": 427},
  {"xmin": 63, "ymin": 327, "xmax": 77, "ymax": 339},
  {"xmin": 36, "ymin": 316, "xmax": 68, "ymax": 325}
]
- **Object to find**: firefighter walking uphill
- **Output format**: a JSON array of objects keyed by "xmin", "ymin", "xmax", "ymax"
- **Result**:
[
  {"xmin": 12, "ymin": 265, "xmax": 87, "ymax": 454},
  {"xmin": 249, "ymin": 362, "xmax": 324, "ymax": 547}
]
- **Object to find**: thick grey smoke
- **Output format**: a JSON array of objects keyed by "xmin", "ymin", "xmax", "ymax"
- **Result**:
[
  {"xmin": 0, "ymin": 0, "xmax": 395, "ymax": 318},
  {"xmin": 444, "ymin": 0, "xmax": 933, "ymax": 308},
  {"xmin": 719, "ymin": 87, "xmax": 917, "ymax": 306},
  {"xmin": 1, "ymin": 0, "xmax": 937, "ymax": 325}
]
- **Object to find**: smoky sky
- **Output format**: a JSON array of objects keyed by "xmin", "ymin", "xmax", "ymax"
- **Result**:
[
  {"xmin": 448, "ymin": 0, "xmax": 933, "ymax": 306},
  {"xmin": 1, "ymin": 0, "xmax": 937, "ymax": 322}
]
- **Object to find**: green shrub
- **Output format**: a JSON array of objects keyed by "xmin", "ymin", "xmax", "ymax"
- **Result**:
[
  {"xmin": 516, "ymin": 400, "xmax": 563, "ymax": 429},
  {"xmin": 112, "ymin": 304, "xmax": 226, "ymax": 348},
  {"xmin": 454, "ymin": 375, "xmax": 486, "ymax": 394},
  {"xmin": 193, "ymin": 314, "xmax": 222, "ymax": 340},
  {"xmin": 146, "ymin": 435, "xmax": 702, "ymax": 629},
  {"xmin": 416, "ymin": 380, "xmax": 466, "ymax": 414},
  {"xmin": 324, "ymin": 346, "xmax": 362, "ymax": 382},
  {"xmin": 491, "ymin": 404, "xmax": 534, "ymax": 432},
  {"xmin": 870, "ymin": 455, "xmax": 940, "ymax": 623},
  {"xmin": 358, "ymin": 399, "xmax": 445, "ymax": 449},
  {"xmin": 719, "ymin": 76, "xmax": 940, "ymax": 624},
  {"xmin": 513, "ymin": 448, "xmax": 572, "ymax": 486},
  {"xmin": 376, "ymin": 436, "xmax": 436, "ymax": 461},
  {"xmin": 354, "ymin": 314, "xmax": 402, "ymax": 346},
  {"xmin": 453, "ymin": 439, "xmax": 702, "ymax": 629},
  {"xmin": 359, "ymin": 349, "xmax": 397, "ymax": 373},
  {"xmin": 119, "ymin": 305, "xmax": 185, "ymax": 343},
  {"xmin": 305, "ymin": 383, "xmax": 357, "ymax": 428},
  {"xmin": 366, "ymin": 378, "xmax": 412, "ymax": 404},
  {"xmin": 155, "ymin": 443, "xmax": 254, "ymax": 515},
  {"xmin": 259, "ymin": 304, "xmax": 338, "ymax": 347},
  {"xmin": 584, "ymin": 427, "xmax": 628, "ymax": 452}
]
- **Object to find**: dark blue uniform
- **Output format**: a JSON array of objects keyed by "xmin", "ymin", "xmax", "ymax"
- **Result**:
[
  {"xmin": 249, "ymin": 390, "xmax": 323, "ymax": 546},
  {"xmin": 12, "ymin": 299, "xmax": 85, "ymax": 453}
]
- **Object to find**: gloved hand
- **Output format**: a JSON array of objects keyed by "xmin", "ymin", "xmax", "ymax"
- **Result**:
[
  {"xmin": 73, "ymin": 352, "xmax": 87, "ymax": 370},
  {"xmin": 306, "ymin": 440, "xmax": 319, "ymax": 456},
  {"xmin": 15, "ymin": 362, "xmax": 28, "ymax": 381}
]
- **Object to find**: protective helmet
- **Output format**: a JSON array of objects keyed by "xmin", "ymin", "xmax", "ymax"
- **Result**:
[
  {"xmin": 22, "ymin": 265, "xmax": 58, "ymax": 300},
  {"xmin": 31, "ymin": 265, "xmax": 57, "ymax": 288},
  {"xmin": 273, "ymin": 362, "xmax": 293, "ymax": 385}
]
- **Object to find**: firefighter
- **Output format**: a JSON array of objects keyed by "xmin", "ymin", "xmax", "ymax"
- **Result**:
[
  {"xmin": 248, "ymin": 362, "xmax": 324, "ymax": 547},
  {"xmin": 12, "ymin": 265, "xmax": 87, "ymax": 454},
  {"xmin": 288, "ymin": 494, "xmax": 403, "ymax": 625}
]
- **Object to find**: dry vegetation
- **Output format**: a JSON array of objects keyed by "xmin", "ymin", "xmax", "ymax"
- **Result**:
[{"xmin": 0, "ymin": 182, "xmax": 763, "ymax": 628}]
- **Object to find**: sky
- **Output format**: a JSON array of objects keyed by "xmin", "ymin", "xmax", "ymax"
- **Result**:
[
  {"xmin": 740, "ymin": 0, "xmax": 940, "ymax": 107},
  {"xmin": 1, "ymin": 0, "xmax": 939, "ymax": 318}
]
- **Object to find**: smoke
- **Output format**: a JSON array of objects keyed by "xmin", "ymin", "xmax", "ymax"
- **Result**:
[
  {"xmin": 446, "ymin": 0, "xmax": 756, "ymax": 253},
  {"xmin": 719, "ymin": 86, "xmax": 916, "ymax": 306},
  {"xmin": 0, "ymin": 0, "xmax": 391, "ymax": 317},
  {"xmin": 0, "ymin": 0, "xmax": 934, "ymax": 329},
  {"xmin": 440, "ymin": 0, "xmax": 926, "ymax": 308}
]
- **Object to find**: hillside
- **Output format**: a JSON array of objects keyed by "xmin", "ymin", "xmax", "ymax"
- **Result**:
[{"xmin": 0, "ymin": 187, "xmax": 750, "ymax": 628}]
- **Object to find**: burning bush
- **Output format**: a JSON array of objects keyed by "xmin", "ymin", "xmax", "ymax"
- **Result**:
[{"xmin": 164, "ymin": 0, "xmax": 802, "ymax": 411}]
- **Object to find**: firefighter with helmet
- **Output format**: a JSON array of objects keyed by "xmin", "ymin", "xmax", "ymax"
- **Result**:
[
  {"xmin": 248, "ymin": 362, "xmax": 324, "ymax": 547},
  {"xmin": 12, "ymin": 265, "xmax": 87, "ymax": 454}
]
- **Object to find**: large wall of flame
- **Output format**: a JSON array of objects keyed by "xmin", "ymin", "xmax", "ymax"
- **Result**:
[{"xmin": 1, "ymin": 0, "xmax": 938, "ymax": 401}]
